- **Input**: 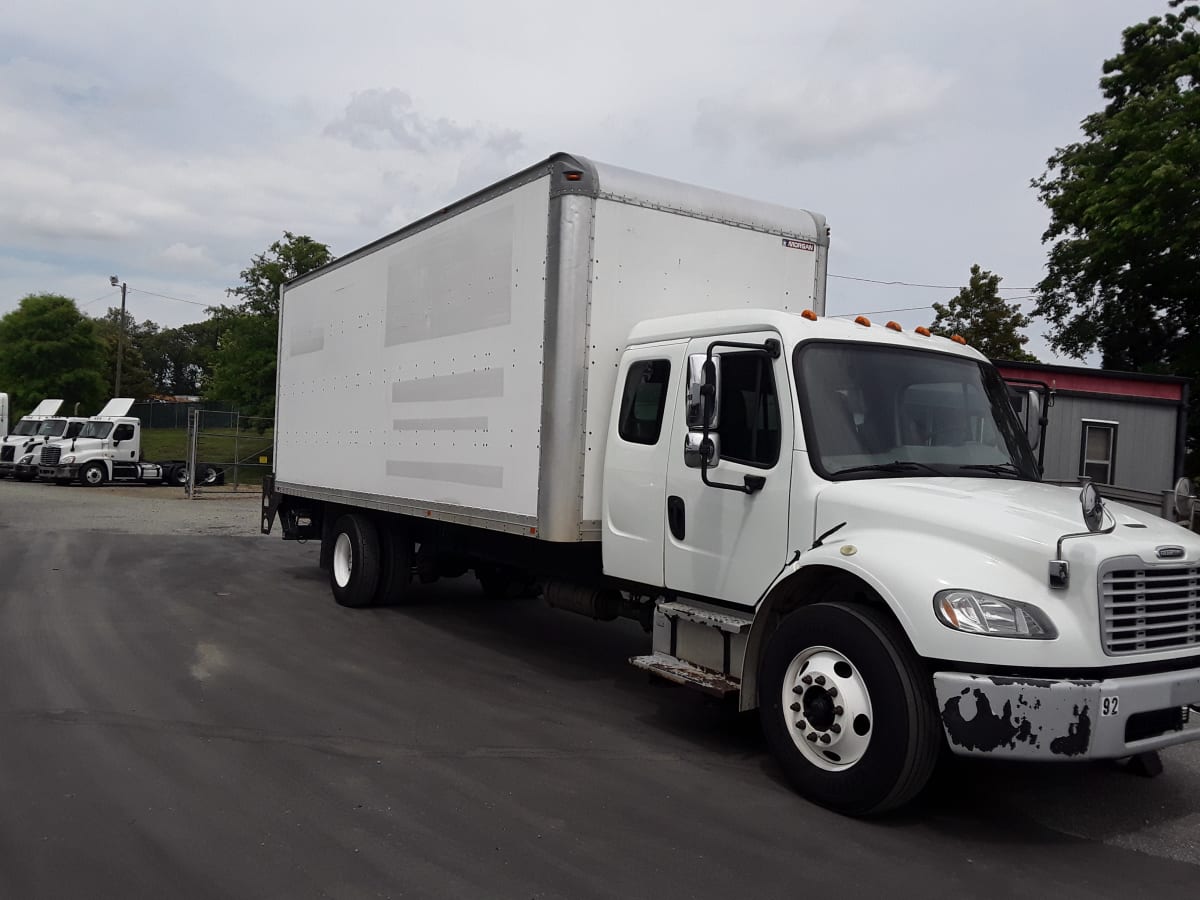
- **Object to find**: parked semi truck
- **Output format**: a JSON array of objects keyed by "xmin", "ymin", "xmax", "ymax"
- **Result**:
[
  {"xmin": 0, "ymin": 399, "xmax": 87, "ymax": 480},
  {"xmin": 262, "ymin": 154, "xmax": 1200, "ymax": 815},
  {"xmin": 36, "ymin": 398, "xmax": 220, "ymax": 487}
]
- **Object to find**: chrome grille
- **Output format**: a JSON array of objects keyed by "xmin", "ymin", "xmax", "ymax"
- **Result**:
[
  {"xmin": 1101, "ymin": 562, "xmax": 1200, "ymax": 655},
  {"xmin": 40, "ymin": 446, "xmax": 61, "ymax": 466},
  {"xmin": 0, "ymin": 446, "xmax": 12, "ymax": 462}
]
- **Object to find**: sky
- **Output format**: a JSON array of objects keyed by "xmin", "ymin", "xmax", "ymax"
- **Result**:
[{"xmin": 0, "ymin": 0, "xmax": 1169, "ymax": 362}]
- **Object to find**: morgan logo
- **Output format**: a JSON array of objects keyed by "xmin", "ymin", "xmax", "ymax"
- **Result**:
[
  {"xmin": 1156, "ymin": 545, "xmax": 1185, "ymax": 559},
  {"xmin": 782, "ymin": 238, "xmax": 816, "ymax": 252}
]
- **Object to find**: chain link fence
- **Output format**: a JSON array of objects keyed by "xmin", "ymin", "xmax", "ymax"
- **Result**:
[{"xmin": 185, "ymin": 409, "xmax": 274, "ymax": 497}]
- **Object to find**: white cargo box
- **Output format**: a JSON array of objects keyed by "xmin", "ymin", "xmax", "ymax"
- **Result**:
[{"xmin": 274, "ymin": 154, "xmax": 827, "ymax": 541}]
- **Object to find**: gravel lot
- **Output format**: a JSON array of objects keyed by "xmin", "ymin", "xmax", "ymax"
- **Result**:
[
  {"xmin": 1, "ymin": 479, "xmax": 1199, "ymax": 897},
  {"xmin": 0, "ymin": 479, "xmax": 263, "ymax": 536}
]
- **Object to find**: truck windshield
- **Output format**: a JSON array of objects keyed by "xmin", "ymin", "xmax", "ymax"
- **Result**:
[
  {"xmin": 35, "ymin": 419, "xmax": 67, "ymax": 437},
  {"xmin": 9, "ymin": 419, "xmax": 38, "ymax": 437},
  {"xmin": 794, "ymin": 342, "xmax": 1040, "ymax": 481},
  {"xmin": 78, "ymin": 421, "xmax": 113, "ymax": 439}
]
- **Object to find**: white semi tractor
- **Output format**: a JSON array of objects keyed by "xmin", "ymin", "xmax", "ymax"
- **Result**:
[
  {"xmin": 36, "ymin": 398, "xmax": 220, "ymax": 487},
  {"xmin": 262, "ymin": 154, "xmax": 1200, "ymax": 815},
  {"xmin": 0, "ymin": 399, "xmax": 88, "ymax": 480}
]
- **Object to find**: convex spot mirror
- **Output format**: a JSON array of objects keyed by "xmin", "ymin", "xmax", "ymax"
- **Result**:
[
  {"xmin": 684, "ymin": 432, "xmax": 721, "ymax": 469},
  {"xmin": 1081, "ymin": 481, "xmax": 1105, "ymax": 532},
  {"xmin": 686, "ymin": 353, "xmax": 720, "ymax": 430}
]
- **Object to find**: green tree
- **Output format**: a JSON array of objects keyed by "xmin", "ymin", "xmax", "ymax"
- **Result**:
[
  {"xmin": 141, "ymin": 319, "xmax": 221, "ymax": 396},
  {"xmin": 92, "ymin": 308, "xmax": 157, "ymax": 400},
  {"xmin": 930, "ymin": 265, "xmax": 1038, "ymax": 361},
  {"xmin": 0, "ymin": 293, "xmax": 107, "ymax": 415},
  {"xmin": 206, "ymin": 233, "xmax": 334, "ymax": 418},
  {"xmin": 1033, "ymin": 1, "xmax": 1200, "ymax": 467}
]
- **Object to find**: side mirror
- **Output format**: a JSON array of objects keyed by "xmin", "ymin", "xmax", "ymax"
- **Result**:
[
  {"xmin": 686, "ymin": 353, "xmax": 720, "ymax": 430},
  {"xmin": 1024, "ymin": 389, "xmax": 1042, "ymax": 451},
  {"xmin": 684, "ymin": 432, "xmax": 721, "ymax": 469}
]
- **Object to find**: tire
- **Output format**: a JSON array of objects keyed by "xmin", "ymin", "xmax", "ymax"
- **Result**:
[
  {"xmin": 760, "ymin": 601, "xmax": 941, "ymax": 816},
  {"xmin": 78, "ymin": 461, "xmax": 108, "ymax": 487},
  {"xmin": 329, "ymin": 513, "xmax": 381, "ymax": 608},
  {"xmin": 374, "ymin": 522, "xmax": 414, "ymax": 605},
  {"xmin": 169, "ymin": 466, "xmax": 188, "ymax": 486},
  {"xmin": 196, "ymin": 464, "xmax": 220, "ymax": 486}
]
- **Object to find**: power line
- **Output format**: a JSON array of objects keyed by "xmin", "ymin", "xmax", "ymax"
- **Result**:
[
  {"xmin": 830, "ymin": 272, "xmax": 1036, "ymax": 291},
  {"xmin": 128, "ymin": 287, "xmax": 213, "ymax": 308},
  {"xmin": 81, "ymin": 290, "xmax": 119, "ymax": 308}
]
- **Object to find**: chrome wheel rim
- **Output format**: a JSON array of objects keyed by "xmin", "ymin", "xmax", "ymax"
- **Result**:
[
  {"xmin": 333, "ymin": 533, "xmax": 353, "ymax": 588},
  {"xmin": 782, "ymin": 645, "xmax": 874, "ymax": 771}
]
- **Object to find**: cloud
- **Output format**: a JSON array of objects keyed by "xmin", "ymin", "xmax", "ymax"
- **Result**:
[
  {"xmin": 694, "ymin": 57, "xmax": 954, "ymax": 161},
  {"xmin": 159, "ymin": 242, "xmax": 217, "ymax": 271},
  {"xmin": 324, "ymin": 89, "xmax": 474, "ymax": 152}
]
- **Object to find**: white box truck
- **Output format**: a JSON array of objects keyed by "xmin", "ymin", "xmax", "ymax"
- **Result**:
[{"xmin": 263, "ymin": 154, "xmax": 1200, "ymax": 815}]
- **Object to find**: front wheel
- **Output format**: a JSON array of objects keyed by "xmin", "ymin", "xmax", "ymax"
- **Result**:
[
  {"xmin": 760, "ymin": 602, "xmax": 941, "ymax": 816},
  {"xmin": 78, "ymin": 462, "xmax": 107, "ymax": 487}
]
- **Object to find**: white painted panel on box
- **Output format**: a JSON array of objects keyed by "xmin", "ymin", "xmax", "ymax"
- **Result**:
[
  {"xmin": 580, "ymin": 199, "xmax": 819, "ymax": 520},
  {"xmin": 275, "ymin": 176, "xmax": 550, "ymax": 518}
]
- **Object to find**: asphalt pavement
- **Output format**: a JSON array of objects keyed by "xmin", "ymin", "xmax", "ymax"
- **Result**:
[{"xmin": 1, "ymin": 480, "xmax": 1199, "ymax": 898}]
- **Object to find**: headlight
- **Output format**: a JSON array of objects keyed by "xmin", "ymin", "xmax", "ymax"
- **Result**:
[
  {"xmin": 62, "ymin": 455, "xmax": 75, "ymax": 464},
  {"xmin": 19, "ymin": 455, "xmax": 33, "ymax": 464},
  {"xmin": 934, "ymin": 589, "xmax": 1057, "ymax": 639}
]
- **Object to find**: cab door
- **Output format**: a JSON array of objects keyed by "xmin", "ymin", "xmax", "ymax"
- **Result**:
[
  {"xmin": 602, "ymin": 343, "xmax": 686, "ymax": 585},
  {"xmin": 663, "ymin": 332, "xmax": 794, "ymax": 606}
]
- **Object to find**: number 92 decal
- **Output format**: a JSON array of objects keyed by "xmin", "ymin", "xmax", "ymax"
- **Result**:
[{"xmin": 1101, "ymin": 696, "xmax": 1120, "ymax": 717}]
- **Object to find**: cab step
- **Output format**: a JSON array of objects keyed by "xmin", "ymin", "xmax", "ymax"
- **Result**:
[
  {"xmin": 656, "ymin": 600, "xmax": 751, "ymax": 634},
  {"xmin": 630, "ymin": 652, "xmax": 741, "ymax": 697}
]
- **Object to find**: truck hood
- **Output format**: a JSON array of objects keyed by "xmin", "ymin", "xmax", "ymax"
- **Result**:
[
  {"xmin": 815, "ymin": 477, "xmax": 1200, "ymax": 571},
  {"xmin": 41, "ymin": 438, "xmax": 102, "ymax": 455}
]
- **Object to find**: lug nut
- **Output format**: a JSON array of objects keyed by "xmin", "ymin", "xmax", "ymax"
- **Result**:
[
  {"xmin": 795, "ymin": 720, "xmax": 807, "ymax": 730},
  {"xmin": 815, "ymin": 675, "xmax": 826, "ymax": 686},
  {"xmin": 820, "ymin": 734, "xmax": 831, "ymax": 744},
  {"xmin": 834, "ymin": 706, "xmax": 844, "ymax": 716},
  {"xmin": 827, "ymin": 687, "xmax": 838, "ymax": 698},
  {"xmin": 793, "ymin": 685, "xmax": 804, "ymax": 695},
  {"xmin": 830, "ymin": 723, "xmax": 842, "ymax": 734},
  {"xmin": 807, "ymin": 733, "xmax": 818, "ymax": 743},
  {"xmin": 802, "ymin": 675, "xmax": 813, "ymax": 685},
  {"xmin": 790, "ymin": 702, "xmax": 801, "ymax": 712}
]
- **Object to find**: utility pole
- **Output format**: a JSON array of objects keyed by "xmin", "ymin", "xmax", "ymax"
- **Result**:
[{"xmin": 109, "ymin": 275, "xmax": 127, "ymax": 397}]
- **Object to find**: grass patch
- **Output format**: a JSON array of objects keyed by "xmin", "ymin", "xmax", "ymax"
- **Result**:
[{"xmin": 139, "ymin": 427, "xmax": 275, "ymax": 487}]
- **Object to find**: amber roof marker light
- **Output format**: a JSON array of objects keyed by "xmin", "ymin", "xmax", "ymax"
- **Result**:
[
  {"xmin": 801, "ymin": 309, "xmax": 818, "ymax": 321},
  {"xmin": 885, "ymin": 321, "xmax": 902, "ymax": 332},
  {"xmin": 854, "ymin": 316, "xmax": 871, "ymax": 327},
  {"xmin": 915, "ymin": 326, "xmax": 932, "ymax": 337}
]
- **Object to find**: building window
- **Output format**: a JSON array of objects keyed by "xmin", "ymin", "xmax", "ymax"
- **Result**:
[
  {"xmin": 1079, "ymin": 420, "xmax": 1118, "ymax": 485},
  {"xmin": 618, "ymin": 359, "xmax": 671, "ymax": 445}
]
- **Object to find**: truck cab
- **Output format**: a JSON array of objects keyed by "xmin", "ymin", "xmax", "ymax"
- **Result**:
[
  {"xmin": 1, "ymin": 399, "xmax": 72, "ymax": 479},
  {"xmin": 603, "ymin": 309, "xmax": 1200, "ymax": 813},
  {"xmin": 9, "ymin": 416, "xmax": 88, "ymax": 480}
]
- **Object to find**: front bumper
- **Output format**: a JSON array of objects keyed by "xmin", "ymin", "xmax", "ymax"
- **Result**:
[
  {"xmin": 38, "ymin": 465, "xmax": 78, "ymax": 481},
  {"xmin": 934, "ymin": 668, "xmax": 1200, "ymax": 760},
  {"xmin": 0, "ymin": 462, "xmax": 14, "ymax": 476},
  {"xmin": 13, "ymin": 463, "xmax": 38, "ymax": 478}
]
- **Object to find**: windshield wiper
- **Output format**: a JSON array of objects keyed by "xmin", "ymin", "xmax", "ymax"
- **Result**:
[
  {"xmin": 957, "ymin": 462, "xmax": 1022, "ymax": 477},
  {"xmin": 831, "ymin": 460, "xmax": 947, "ymax": 478}
]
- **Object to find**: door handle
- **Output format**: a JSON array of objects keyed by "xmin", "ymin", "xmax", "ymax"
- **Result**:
[{"xmin": 667, "ymin": 495, "xmax": 685, "ymax": 541}]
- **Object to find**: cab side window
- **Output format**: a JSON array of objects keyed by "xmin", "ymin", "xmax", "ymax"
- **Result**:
[
  {"xmin": 66, "ymin": 422, "xmax": 83, "ymax": 438},
  {"xmin": 719, "ymin": 353, "xmax": 780, "ymax": 467},
  {"xmin": 618, "ymin": 360, "xmax": 671, "ymax": 445},
  {"xmin": 113, "ymin": 423, "xmax": 135, "ymax": 442}
]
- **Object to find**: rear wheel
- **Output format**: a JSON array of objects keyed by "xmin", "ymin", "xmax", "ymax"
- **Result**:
[
  {"xmin": 329, "ymin": 514, "xmax": 381, "ymax": 608},
  {"xmin": 196, "ymin": 464, "xmax": 220, "ymax": 486},
  {"xmin": 760, "ymin": 601, "xmax": 940, "ymax": 816},
  {"xmin": 374, "ymin": 522, "xmax": 414, "ymax": 605},
  {"xmin": 79, "ymin": 462, "xmax": 107, "ymax": 487}
]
